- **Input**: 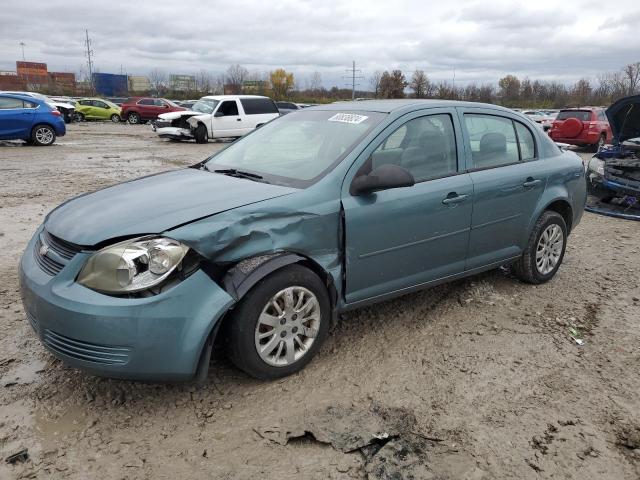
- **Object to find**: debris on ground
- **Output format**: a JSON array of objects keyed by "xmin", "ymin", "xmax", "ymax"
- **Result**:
[{"xmin": 5, "ymin": 448, "xmax": 29, "ymax": 464}]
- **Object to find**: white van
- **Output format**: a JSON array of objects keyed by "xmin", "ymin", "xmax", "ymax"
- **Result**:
[{"xmin": 153, "ymin": 95, "xmax": 280, "ymax": 142}]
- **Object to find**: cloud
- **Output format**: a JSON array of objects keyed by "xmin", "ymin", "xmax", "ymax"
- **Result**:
[{"xmin": 0, "ymin": 0, "xmax": 639, "ymax": 88}]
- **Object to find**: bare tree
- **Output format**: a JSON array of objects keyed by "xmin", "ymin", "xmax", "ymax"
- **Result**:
[
  {"xmin": 309, "ymin": 71, "xmax": 322, "ymax": 93},
  {"xmin": 370, "ymin": 71, "xmax": 382, "ymax": 98},
  {"xmin": 409, "ymin": 70, "xmax": 429, "ymax": 98},
  {"xmin": 226, "ymin": 64, "xmax": 249, "ymax": 91},
  {"xmin": 622, "ymin": 62, "xmax": 640, "ymax": 96},
  {"xmin": 149, "ymin": 68, "xmax": 166, "ymax": 95},
  {"xmin": 195, "ymin": 70, "xmax": 212, "ymax": 93}
]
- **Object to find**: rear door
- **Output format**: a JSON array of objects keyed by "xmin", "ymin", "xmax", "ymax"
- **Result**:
[
  {"xmin": 239, "ymin": 98, "xmax": 279, "ymax": 132},
  {"xmin": 342, "ymin": 108, "xmax": 473, "ymax": 304},
  {"xmin": 136, "ymin": 98, "xmax": 155, "ymax": 119},
  {"xmin": 458, "ymin": 108, "xmax": 548, "ymax": 269},
  {"xmin": 0, "ymin": 96, "xmax": 35, "ymax": 138},
  {"xmin": 211, "ymin": 100, "xmax": 243, "ymax": 137}
]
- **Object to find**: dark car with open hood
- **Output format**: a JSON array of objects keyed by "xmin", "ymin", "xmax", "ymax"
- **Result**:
[{"xmin": 586, "ymin": 95, "xmax": 640, "ymax": 217}]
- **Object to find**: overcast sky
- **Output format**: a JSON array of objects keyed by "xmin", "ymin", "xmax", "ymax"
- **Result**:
[{"xmin": 1, "ymin": 0, "xmax": 639, "ymax": 89}]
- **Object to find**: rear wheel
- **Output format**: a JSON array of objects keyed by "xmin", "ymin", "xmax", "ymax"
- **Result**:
[
  {"xmin": 512, "ymin": 211, "xmax": 567, "ymax": 284},
  {"xmin": 74, "ymin": 112, "xmax": 85, "ymax": 122},
  {"xmin": 110, "ymin": 114, "xmax": 121, "ymax": 123},
  {"xmin": 226, "ymin": 265, "xmax": 330, "ymax": 379},
  {"xmin": 194, "ymin": 123, "xmax": 208, "ymax": 144},
  {"xmin": 31, "ymin": 124, "xmax": 56, "ymax": 146},
  {"xmin": 127, "ymin": 112, "xmax": 140, "ymax": 124}
]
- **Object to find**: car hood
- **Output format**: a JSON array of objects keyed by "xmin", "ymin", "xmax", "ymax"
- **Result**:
[
  {"xmin": 158, "ymin": 110, "xmax": 202, "ymax": 120},
  {"xmin": 606, "ymin": 95, "xmax": 640, "ymax": 143},
  {"xmin": 45, "ymin": 168, "xmax": 297, "ymax": 246}
]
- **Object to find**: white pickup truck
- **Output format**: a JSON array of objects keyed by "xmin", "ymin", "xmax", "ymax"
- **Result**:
[{"xmin": 153, "ymin": 95, "xmax": 280, "ymax": 142}]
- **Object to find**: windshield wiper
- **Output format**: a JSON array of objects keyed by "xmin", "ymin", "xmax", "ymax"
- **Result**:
[{"xmin": 213, "ymin": 168, "xmax": 264, "ymax": 181}]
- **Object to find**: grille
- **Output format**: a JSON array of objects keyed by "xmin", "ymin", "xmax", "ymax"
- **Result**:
[
  {"xmin": 26, "ymin": 310, "xmax": 39, "ymax": 332},
  {"xmin": 34, "ymin": 237, "xmax": 65, "ymax": 275},
  {"xmin": 33, "ymin": 230, "xmax": 84, "ymax": 276},
  {"xmin": 154, "ymin": 120, "xmax": 171, "ymax": 129},
  {"xmin": 42, "ymin": 231, "xmax": 82, "ymax": 260},
  {"xmin": 43, "ymin": 330, "xmax": 131, "ymax": 365}
]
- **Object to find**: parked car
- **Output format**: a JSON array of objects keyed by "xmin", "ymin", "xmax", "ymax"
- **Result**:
[
  {"xmin": 19, "ymin": 100, "xmax": 586, "ymax": 381},
  {"xmin": 586, "ymin": 95, "xmax": 640, "ymax": 209},
  {"xmin": 74, "ymin": 98, "xmax": 122, "ymax": 122},
  {"xmin": 0, "ymin": 91, "xmax": 76, "ymax": 124},
  {"xmin": 548, "ymin": 107, "xmax": 612, "ymax": 151},
  {"xmin": 275, "ymin": 101, "xmax": 302, "ymax": 114},
  {"xmin": 0, "ymin": 92, "xmax": 66, "ymax": 145},
  {"xmin": 153, "ymin": 95, "xmax": 279, "ymax": 143},
  {"xmin": 121, "ymin": 97, "xmax": 185, "ymax": 124}
]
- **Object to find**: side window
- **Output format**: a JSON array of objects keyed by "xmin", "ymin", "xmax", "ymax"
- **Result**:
[
  {"xmin": 79, "ymin": 100, "xmax": 92, "ymax": 106},
  {"xmin": 241, "ymin": 98, "xmax": 279, "ymax": 115},
  {"xmin": 138, "ymin": 98, "xmax": 155, "ymax": 106},
  {"xmin": 371, "ymin": 114, "xmax": 458, "ymax": 182},
  {"xmin": 514, "ymin": 122, "xmax": 536, "ymax": 160},
  {"xmin": 154, "ymin": 99, "xmax": 166, "ymax": 107},
  {"xmin": 0, "ymin": 97, "xmax": 25, "ymax": 109},
  {"xmin": 94, "ymin": 101, "xmax": 108, "ymax": 109},
  {"xmin": 218, "ymin": 100, "xmax": 239, "ymax": 116},
  {"xmin": 464, "ymin": 114, "xmax": 519, "ymax": 169}
]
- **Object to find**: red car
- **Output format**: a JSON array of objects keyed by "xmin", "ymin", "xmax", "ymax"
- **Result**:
[
  {"xmin": 121, "ymin": 97, "xmax": 185, "ymax": 124},
  {"xmin": 548, "ymin": 108, "xmax": 612, "ymax": 151}
]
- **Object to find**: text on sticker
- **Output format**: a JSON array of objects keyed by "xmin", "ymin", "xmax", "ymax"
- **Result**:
[{"xmin": 328, "ymin": 113, "xmax": 369, "ymax": 124}]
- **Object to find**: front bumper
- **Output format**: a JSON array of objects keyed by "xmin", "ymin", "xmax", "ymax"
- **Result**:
[
  {"xmin": 587, "ymin": 172, "xmax": 640, "ymax": 200},
  {"xmin": 19, "ymin": 228, "xmax": 234, "ymax": 381},
  {"xmin": 155, "ymin": 126, "xmax": 193, "ymax": 140}
]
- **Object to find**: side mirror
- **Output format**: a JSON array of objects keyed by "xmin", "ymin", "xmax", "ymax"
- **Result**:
[
  {"xmin": 214, "ymin": 111, "xmax": 224, "ymax": 118},
  {"xmin": 350, "ymin": 164, "xmax": 415, "ymax": 196}
]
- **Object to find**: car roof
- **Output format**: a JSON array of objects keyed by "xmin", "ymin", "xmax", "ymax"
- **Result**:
[
  {"xmin": 0, "ymin": 92, "xmax": 47, "ymax": 104},
  {"xmin": 201, "ymin": 95, "xmax": 270, "ymax": 100},
  {"xmin": 310, "ymin": 99, "xmax": 515, "ymax": 114}
]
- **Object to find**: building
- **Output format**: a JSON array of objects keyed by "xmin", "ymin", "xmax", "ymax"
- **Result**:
[
  {"xmin": 0, "ymin": 71, "xmax": 26, "ymax": 90},
  {"xmin": 128, "ymin": 75, "xmax": 151, "ymax": 92},
  {"xmin": 169, "ymin": 74, "xmax": 196, "ymax": 92},
  {"xmin": 16, "ymin": 61, "xmax": 48, "ymax": 88},
  {"xmin": 48, "ymin": 72, "xmax": 76, "ymax": 93},
  {"xmin": 93, "ymin": 73, "xmax": 128, "ymax": 96}
]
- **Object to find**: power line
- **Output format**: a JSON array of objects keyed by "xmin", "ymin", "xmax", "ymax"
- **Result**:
[{"xmin": 342, "ymin": 60, "xmax": 364, "ymax": 100}]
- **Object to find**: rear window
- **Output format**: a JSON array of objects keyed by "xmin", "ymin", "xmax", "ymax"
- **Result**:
[
  {"xmin": 556, "ymin": 110, "xmax": 591, "ymax": 121},
  {"xmin": 241, "ymin": 98, "xmax": 279, "ymax": 115}
]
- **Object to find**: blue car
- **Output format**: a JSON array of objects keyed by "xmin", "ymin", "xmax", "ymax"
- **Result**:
[
  {"xmin": 0, "ymin": 93, "xmax": 66, "ymax": 146},
  {"xmin": 19, "ymin": 100, "xmax": 586, "ymax": 381}
]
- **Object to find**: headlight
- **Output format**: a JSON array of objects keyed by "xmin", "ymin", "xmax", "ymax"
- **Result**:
[
  {"xmin": 78, "ymin": 237, "xmax": 189, "ymax": 294},
  {"xmin": 587, "ymin": 157, "xmax": 604, "ymax": 176}
]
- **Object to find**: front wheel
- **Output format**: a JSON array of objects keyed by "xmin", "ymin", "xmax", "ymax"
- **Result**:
[
  {"xmin": 226, "ymin": 265, "xmax": 330, "ymax": 379},
  {"xmin": 194, "ymin": 123, "xmax": 208, "ymax": 143},
  {"xmin": 110, "ymin": 114, "xmax": 121, "ymax": 123},
  {"xmin": 31, "ymin": 125, "xmax": 56, "ymax": 146},
  {"xmin": 512, "ymin": 211, "xmax": 567, "ymax": 284}
]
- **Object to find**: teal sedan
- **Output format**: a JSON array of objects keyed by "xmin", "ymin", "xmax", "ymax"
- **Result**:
[{"xmin": 19, "ymin": 100, "xmax": 586, "ymax": 381}]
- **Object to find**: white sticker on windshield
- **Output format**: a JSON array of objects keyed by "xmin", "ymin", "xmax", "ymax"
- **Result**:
[{"xmin": 328, "ymin": 113, "xmax": 369, "ymax": 124}]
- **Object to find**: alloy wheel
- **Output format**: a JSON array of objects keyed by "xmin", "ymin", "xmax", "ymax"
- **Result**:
[
  {"xmin": 535, "ymin": 224, "xmax": 564, "ymax": 275},
  {"xmin": 254, "ymin": 286, "xmax": 321, "ymax": 367},
  {"xmin": 35, "ymin": 127, "xmax": 54, "ymax": 145}
]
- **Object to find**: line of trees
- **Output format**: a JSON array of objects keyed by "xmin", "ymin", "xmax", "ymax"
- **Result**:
[{"xmin": 370, "ymin": 62, "xmax": 640, "ymax": 108}]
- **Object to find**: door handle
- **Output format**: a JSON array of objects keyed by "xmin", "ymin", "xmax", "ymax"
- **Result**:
[
  {"xmin": 236, "ymin": 118, "xmax": 242, "ymax": 121},
  {"xmin": 523, "ymin": 178, "xmax": 542, "ymax": 188},
  {"xmin": 442, "ymin": 193, "xmax": 468, "ymax": 205}
]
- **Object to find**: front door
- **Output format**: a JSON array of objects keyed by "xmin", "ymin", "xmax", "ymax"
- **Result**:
[
  {"xmin": 211, "ymin": 100, "xmax": 243, "ymax": 137},
  {"xmin": 0, "ymin": 97, "xmax": 35, "ymax": 138},
  {"xmin": 342, "ymin": 110, "xmax": 473, "ymax": 304},
  {"xmin": 459, "ymin": 109, "xmax": 548, "ymax": 269}
]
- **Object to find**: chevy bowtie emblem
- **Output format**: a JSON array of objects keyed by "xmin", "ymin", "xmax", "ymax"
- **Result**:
[{"xmin": 39, "ymin": 244, "xmax": 49, "ymax": 256}]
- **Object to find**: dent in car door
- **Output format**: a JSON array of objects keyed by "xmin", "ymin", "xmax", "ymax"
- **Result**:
[
  {"xmin": 460, "ymin": 109, "xmax": 548, "ymax": 269},
  {"xmin": 342, "ymin": 109, "xmax": 473, "ymax": 304}
]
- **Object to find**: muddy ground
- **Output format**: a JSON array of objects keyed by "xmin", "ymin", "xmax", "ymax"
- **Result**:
[{"xmin": 0, "ymin": 122, "xmax": 639, "ymax": 479}]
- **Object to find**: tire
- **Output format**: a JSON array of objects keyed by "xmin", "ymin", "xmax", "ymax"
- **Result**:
[
  {"xmin": 30, "ymin": 124, "xmax": 56, "ymax": 146},
  {"xmin": 127, "ymin": 112, "xmax": 140, "ymax": 124},
  {"xmin": 194, "ymin": 123, "xmax": 208, "ymax": 144},
  {"xmin": 74, "ymin": 112, "xmax": 85, "ymax": 122},
  {"xmin": 110, "ymin": 114, "xmax": 121, "ymax": 123},
  {"xmin": 226, "ymin": 265, "xmax": 331, "ymax": 379},
  {"xmin": 512, "ymin": 211, "xmax": 567, "ymax": 284}
]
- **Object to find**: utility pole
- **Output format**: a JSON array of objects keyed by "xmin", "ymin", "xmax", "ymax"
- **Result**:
[
  {"xmin": 19, "ymin": 42, "xmax": 26, "ymax": 61},
  {"xmin": 84, "ymin": 29, "xmax": 95, "ymax": 94},
  {"xmin": 343, "ymin": 60, "xmax": 364, "ymax": 100}
]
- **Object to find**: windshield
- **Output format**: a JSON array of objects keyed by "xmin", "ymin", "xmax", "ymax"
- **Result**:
[
  {"xmin": 192, "ymin": 98, "xmax": 219, "ymax": 114},
  {"xmin": 204, "ymin": 110, "xmax": 386, "ymax": 187}
]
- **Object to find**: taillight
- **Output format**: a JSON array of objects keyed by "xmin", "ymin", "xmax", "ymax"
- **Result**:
[{"xmin": 50, "ymin": 110, "xmax": 61, "ymax": 116}]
